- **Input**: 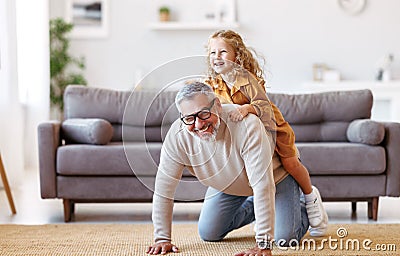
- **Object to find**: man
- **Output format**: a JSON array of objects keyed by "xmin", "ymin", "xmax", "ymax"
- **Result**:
[{"xmin": 146, "ymin": 82, "xmax": 312, "ymax": 256}]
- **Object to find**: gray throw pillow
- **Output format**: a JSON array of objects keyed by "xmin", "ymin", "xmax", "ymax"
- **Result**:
[
  {"xmin": 346, "ymin": 119, "xmax": 385, "ymax": 145},
  {"xmin": 62, "ymin": 118, "xmax": 113, "ymax": 145}
]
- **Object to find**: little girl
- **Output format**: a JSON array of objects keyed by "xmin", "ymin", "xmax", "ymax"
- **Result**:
[{"xmin": 204, "ymin": 30, "xmax": 328, "ymax": 236}]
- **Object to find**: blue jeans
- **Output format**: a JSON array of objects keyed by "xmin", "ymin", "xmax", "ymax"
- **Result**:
[{"xmin": 198, "ymin": 175, "xmax": 309, "ymax": 245}]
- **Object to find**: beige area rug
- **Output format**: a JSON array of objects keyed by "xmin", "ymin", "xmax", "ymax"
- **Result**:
[{"xmin": 0, "ymin": 223, "xmax": 398, "ymax": 255}]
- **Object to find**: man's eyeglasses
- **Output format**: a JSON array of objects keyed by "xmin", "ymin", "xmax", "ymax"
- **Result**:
[{"xmin": 180, "ymin": 98, "xmax": 216, "ymax": 125}]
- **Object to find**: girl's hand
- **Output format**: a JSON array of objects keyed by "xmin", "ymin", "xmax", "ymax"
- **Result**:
[{"xmin": 229, "ymin": 105, "xmax": 249, "ymax": 122}]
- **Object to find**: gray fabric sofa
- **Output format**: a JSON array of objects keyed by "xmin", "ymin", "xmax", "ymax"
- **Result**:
[{"xmin": 38, "ymin": 85, "xmax": 400, "ymax": 221}]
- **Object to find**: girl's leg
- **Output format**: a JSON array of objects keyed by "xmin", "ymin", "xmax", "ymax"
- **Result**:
[
  {"xmin": 281, "ymin": 156, "xmax": 312, "ymax": 194},
  {"xmin": 198, "ymin": 187, "xmax": 255, "ymax": 241}
]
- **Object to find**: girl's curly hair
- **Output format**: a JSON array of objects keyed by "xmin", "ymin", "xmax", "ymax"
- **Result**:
[{"xmin": 206, "ymin": 30, "xmax": 266, "ymax": 86}]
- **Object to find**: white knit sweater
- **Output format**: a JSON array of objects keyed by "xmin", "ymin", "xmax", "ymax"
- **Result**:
[{"xmin": 152, "ymin": 104, "xmax": 288, "ymax": 243}]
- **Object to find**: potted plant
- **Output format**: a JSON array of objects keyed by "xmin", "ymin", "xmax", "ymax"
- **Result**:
[
  {"xmin": 159, "ymin": 6, "xmax": 170, "ymax": 22},
  {"xmin": 49, "ymin": 18, "xmax": 87, "ymax": 118}
]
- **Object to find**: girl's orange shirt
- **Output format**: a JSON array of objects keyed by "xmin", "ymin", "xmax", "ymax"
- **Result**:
[{"xmin": 205, "ymin": 74, "xmax": 297, "ymax": 158}]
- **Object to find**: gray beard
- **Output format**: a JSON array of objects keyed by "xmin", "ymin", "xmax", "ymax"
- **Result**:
[{"xmin": 192, "ymin": 118, "xmax": 220, "ymax": 142}]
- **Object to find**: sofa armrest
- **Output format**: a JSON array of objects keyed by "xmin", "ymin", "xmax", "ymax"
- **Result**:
[
  {"xmin": 380, "ymin": 122, "xmax": 400, "ymax": 197},
  {"xmin": 38, "ymin": 121, "xmax": 61, "ymax": 198}
]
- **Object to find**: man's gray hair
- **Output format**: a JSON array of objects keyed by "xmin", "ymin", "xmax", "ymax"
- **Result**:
[{"xmin": 175, "ymin": 81, "xmax": 215, "ymax": 110}]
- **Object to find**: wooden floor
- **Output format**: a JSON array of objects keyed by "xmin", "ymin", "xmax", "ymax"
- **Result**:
[{"xmin": 1, "ymin": 169, "xmax": 400, "ymax": 224}]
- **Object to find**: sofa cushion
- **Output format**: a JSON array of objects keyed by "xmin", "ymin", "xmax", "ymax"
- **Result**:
[
  {"xmin": 268, "ymin": 90, "xmax": 373, "ymax": 142},
  {"xmin": 297, "ymin": 142, "xmax": 386, "ymax": 175},
  {"xmin": 62, "ymin": 118, "xmax": 113, "ymax": 145},
  {"xmin": 268, "ymin": 90, "xmax": 373, "ymax": 124},
  {"xmin": 291, "ymin": 122, "xmax": 349, "ymax": 142},
  {"xmin": 57, "ymin": 142, "xmax": 195, "ymax": 177},
  {"xmin": 64, "ymin": 86, "xmax": 128, "ymax": 122},
  {"xmin": 64, "ymin": 86, "xmax": 179, "ymax": 142},
  {"xmin": 346, "ymin": 119, "xmax": 385, "ymax": 145},
  {"xmin": 122, "ymin": 90, "xmax": 179, "ymax": 127},
  {"xmin": 57, "ymin": 142, "xmax": 158, "ymax": 176}
]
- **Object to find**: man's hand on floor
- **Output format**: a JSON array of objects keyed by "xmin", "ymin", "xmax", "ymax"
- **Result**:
[
  {"xmin": 234, "ymin": 246, "xmax": 272, "ymax": 256},
  {"xmin": 146, "ymin": 242, "xmax": 179, "ymax": 255}
]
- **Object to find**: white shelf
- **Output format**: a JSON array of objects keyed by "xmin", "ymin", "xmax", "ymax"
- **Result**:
[{"xmin": 149, "ymin": 21, "xmax": 239, "ymax": 31}]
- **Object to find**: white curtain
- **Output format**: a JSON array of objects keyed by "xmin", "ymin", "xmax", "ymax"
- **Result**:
[
  {"xmin": 0, "ymin": 0, "xmax": 24, "ymax": 186},
  {"xmin": 15, "ymin": 0, "xmax": 50, "ymax": 169},
  {"xmin": 0, "ymin": 0, "xmax": 49, "ymax": 187}
]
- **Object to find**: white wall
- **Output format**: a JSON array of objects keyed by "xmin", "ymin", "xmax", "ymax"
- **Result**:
[{"xmin": 50, "ymin": 0, "xmax": 400, "ymax": 92}]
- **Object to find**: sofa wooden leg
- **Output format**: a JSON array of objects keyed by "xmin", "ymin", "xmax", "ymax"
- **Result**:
[
  {"xmin": 372, "ymin": 197, "xmax": 379, "ymax": 221},
  {"xmin": 71, "ymin": 201, "xmax": 75, "ymax": 214},
  {"xmin": 351, "ymin": 202, "xmax": 357, "ymax": 213},
  {"xmin": 367, "ymin": 200, "xmax": 372, "ymax": 219},
  {"xmin": 367, "ymin": 197, "xmax": 379, "ymax": 221},
  {"xmin": 63, "ymin": 199, "xmax": 74, "ymax": 222}
]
